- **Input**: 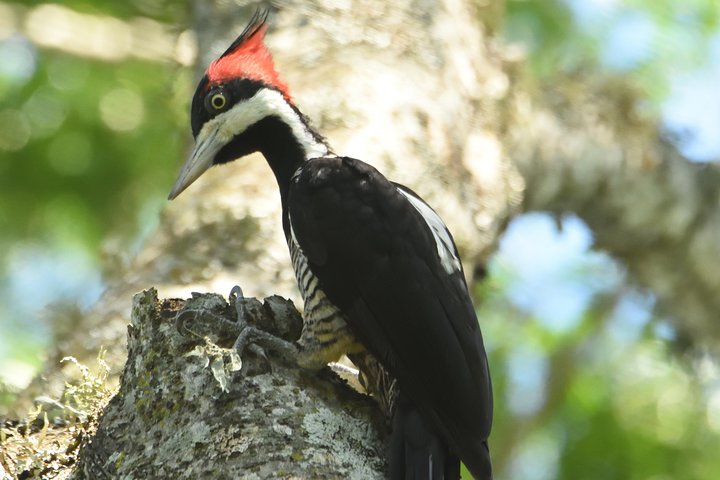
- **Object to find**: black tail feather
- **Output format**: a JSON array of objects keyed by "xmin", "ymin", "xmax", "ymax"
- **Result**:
[{"xmin": 389, "ymin": 394, "xmax": 460, "ymax": 480}]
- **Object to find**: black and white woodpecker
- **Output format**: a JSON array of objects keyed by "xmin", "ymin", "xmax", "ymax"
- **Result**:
[{"xmin": 168, "ymin": 11, "xmax": 493, "ymax": 480}]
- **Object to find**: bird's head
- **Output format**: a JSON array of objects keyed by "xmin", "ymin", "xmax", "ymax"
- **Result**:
[{"xmin": 168, "ymin": 10, "xmax": 325, "ymax": 200}]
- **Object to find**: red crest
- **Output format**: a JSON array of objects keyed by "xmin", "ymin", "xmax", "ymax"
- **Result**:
[{"xmin": 206, "ymin": 10, "xmax": 291, "ymax": 101}]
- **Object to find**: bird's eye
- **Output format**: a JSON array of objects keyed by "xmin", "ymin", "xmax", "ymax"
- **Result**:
[
  {"xmin": 211, "ymin": 93, "xmax": 226, "ymax": 109},
  {"xmin": 206, "ymin": 90, "xmax": 228, "ymax": 112}
]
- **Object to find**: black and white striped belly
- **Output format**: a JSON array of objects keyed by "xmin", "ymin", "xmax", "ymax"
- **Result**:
[{"xmin": 287, "ymin": 230, "xmax": 362, "ymax": 370}]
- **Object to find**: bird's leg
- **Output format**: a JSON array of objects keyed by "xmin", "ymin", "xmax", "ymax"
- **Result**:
[{"xmin": 229, "ymin": 286, "xmax": 299, "ymax": 365}]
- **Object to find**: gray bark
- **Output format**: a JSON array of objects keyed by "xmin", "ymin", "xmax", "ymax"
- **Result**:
[{"xmin": 73, "ymin": 289, "xmax": 386, "ymax": 479}]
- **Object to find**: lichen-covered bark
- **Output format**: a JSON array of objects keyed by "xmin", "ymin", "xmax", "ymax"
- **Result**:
[{"xmin": 74, "ymin": 289, "xmax": 386, "ymax": 479}]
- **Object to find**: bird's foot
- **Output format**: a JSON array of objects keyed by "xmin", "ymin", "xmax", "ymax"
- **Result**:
[
  {"xmin": 229, "ymin": 286, "xmax": 299, "ymax": 368},
  {"xmin": 174, "ymin": 288, "xmax": 301, "ymax": 374}
]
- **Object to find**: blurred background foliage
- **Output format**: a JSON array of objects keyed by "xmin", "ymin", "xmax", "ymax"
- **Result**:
[
  {"xmin": 0, "ymin": 0, "xmax": 192, "ymax": 392},
  {"xmin": 1, "ymin": 0, "xmax": 719, "ymax": 478}
]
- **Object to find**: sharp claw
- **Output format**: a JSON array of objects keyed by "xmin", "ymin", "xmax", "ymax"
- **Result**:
[
  {"xmin": 231, "ymin": 285, "xmax": 247, "ymax": 327},
  {"xmin": 230, "ymin": 285, "xmax": 244, "ymax": 303},
  {"xmin": 231, "ymin": 326, "xmax": 272, "ymax": 374},
  {"xmin": 248, "ymin": 344, "xmax": 266, "ymax": 359},
  {"xmin": 248, "ymin": 344, "xmax": 271, "ymax": 372}
]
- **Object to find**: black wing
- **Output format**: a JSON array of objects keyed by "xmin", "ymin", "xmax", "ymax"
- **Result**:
[{"xmin": 288, "ymin": 156, "xmax": 492, "ymax": 478}]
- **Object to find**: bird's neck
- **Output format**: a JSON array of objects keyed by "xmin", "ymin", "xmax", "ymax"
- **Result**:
[{"xmin": 254, "ymin": 106, "xmax": 330, "ymax": 207}]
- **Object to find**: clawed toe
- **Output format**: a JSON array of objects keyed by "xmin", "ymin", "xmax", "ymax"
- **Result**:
[
  {"xmin": 228, "ymin": 286, "xmax": 298, "ymax": 367},
  {"xmin": 229, "ymin": 286, "xmax": 247, "ymax": 326}
]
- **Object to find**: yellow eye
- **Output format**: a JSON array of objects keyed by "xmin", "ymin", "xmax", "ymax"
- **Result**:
[{"xmin": 210, "ymin": 92, "xmax": 226, "ymax": 110}]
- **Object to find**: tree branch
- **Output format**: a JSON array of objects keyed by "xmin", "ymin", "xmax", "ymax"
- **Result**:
[{"xmin": 507, "ymin": 76, "xmax": 720, "ymax": 347}]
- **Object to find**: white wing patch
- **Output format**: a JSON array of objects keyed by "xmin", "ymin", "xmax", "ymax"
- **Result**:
[{"xmin": 397, "ymin": 188, "xmax": 462, "ymax": 276}]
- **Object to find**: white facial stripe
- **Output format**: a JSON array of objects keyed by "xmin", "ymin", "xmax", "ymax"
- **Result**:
[
  {"xmin": 197, "ymin": 88, "xmax": 328, "ymax": 160},
  {"xmin": 398, "ymin": 189, "xmax": 462, "ymax": 276}
]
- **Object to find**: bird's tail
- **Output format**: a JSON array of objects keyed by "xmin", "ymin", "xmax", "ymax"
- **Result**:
[{"xmin": 389, "ymin": 393, "xmax": 460, "ymax": 480}]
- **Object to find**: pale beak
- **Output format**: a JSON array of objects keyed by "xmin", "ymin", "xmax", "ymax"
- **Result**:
[{"xmin": 168, "ymin": 124, "xmax": 224, "ymax": 200}]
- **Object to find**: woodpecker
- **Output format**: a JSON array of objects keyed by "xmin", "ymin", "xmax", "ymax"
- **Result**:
[{"xmin": 169, "ymin": 11, "xmax": 493, "ymax": 480}]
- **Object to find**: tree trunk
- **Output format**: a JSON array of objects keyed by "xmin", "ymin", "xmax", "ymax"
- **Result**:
[
  {"xmin": 73, "ymin": 289, "xmax": 386, "ymax": 479},
  {"xmin": 6, "ymin": 0, "xmax": 719, "ymax": 477}
]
